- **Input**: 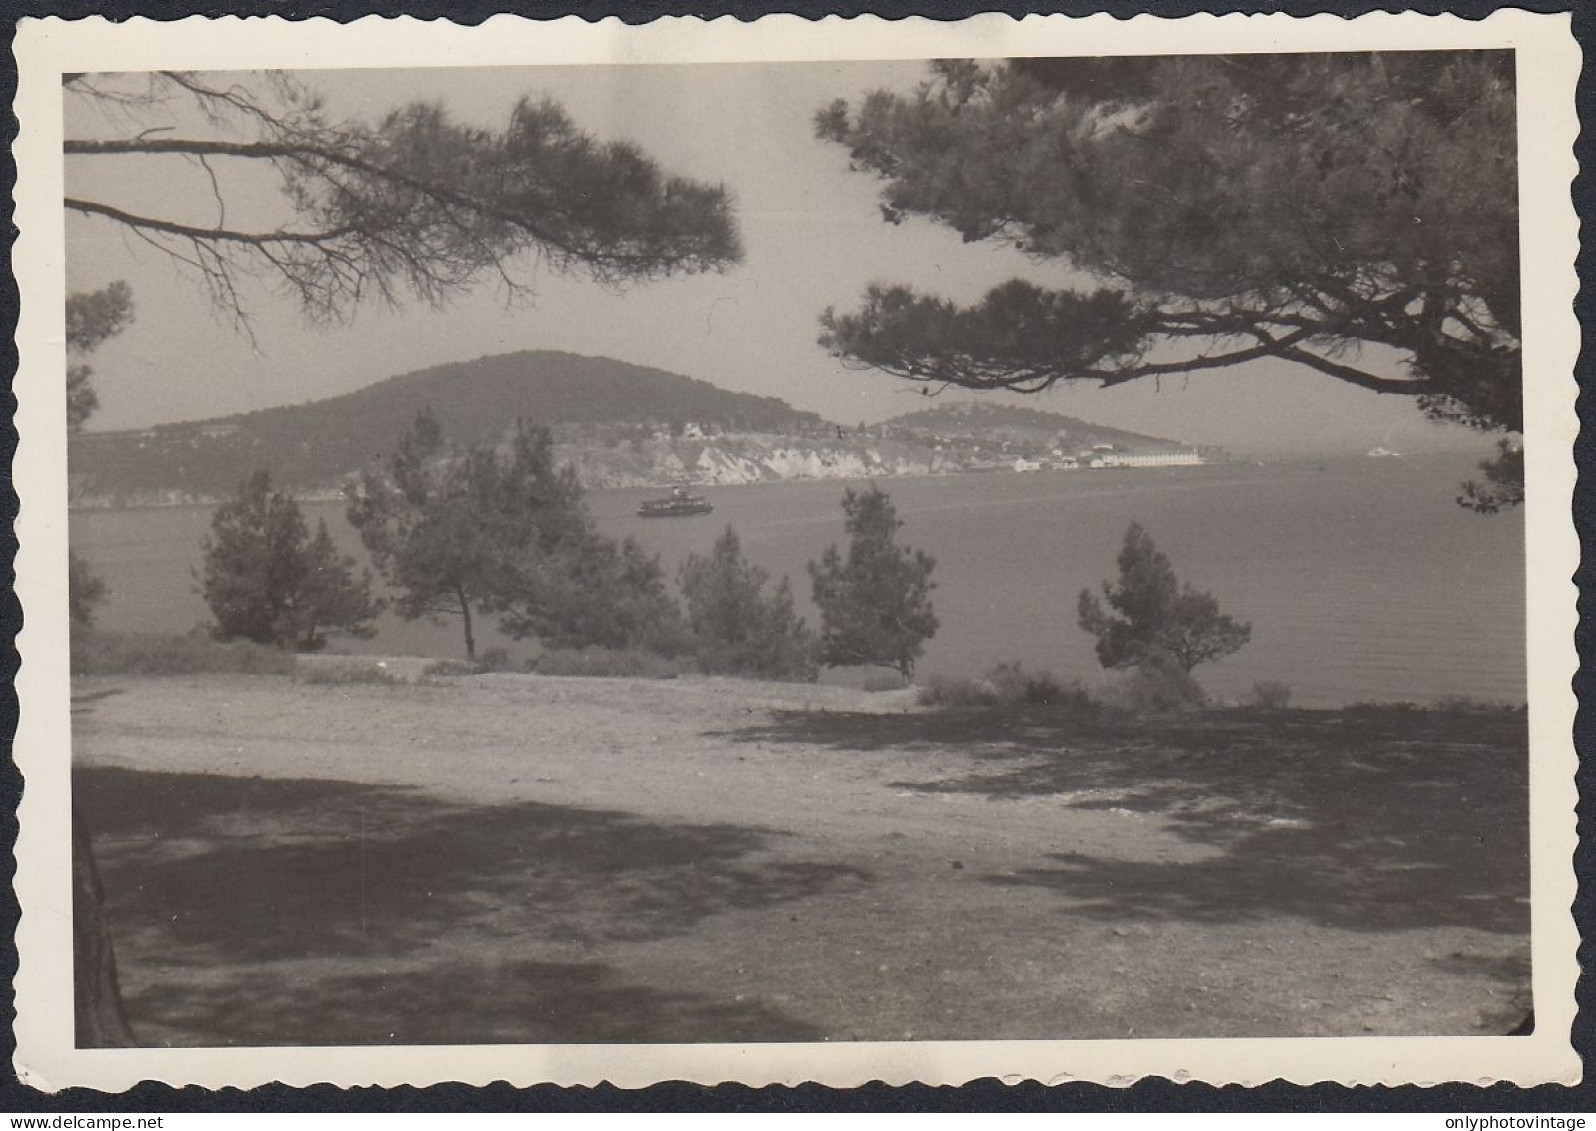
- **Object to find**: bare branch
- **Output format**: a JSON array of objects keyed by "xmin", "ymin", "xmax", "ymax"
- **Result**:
[{"xmin": 66, "ymin": 196, "xmax": 359, "ymax": 248}]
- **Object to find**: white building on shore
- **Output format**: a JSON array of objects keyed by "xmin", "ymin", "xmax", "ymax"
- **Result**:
[{"xmin": 1092, "ymin": 450, "xmax": 1206, "ymax": 469}]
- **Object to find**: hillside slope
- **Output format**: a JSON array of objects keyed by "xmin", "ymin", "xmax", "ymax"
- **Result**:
[
  {"xmin": 883, "ymin": 401, "xmax": 1179, "ymax": 451},
  {"xmin": 68, "ymin": 354, "xmax": 1210, "ymax": 506},
  {"xmin": 70, "ymin": 351, "xmax": 825, "ymax": 502}
]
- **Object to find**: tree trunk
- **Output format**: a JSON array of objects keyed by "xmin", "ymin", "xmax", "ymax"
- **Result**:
[
  {"xmin": 458, "ymin": 588, "xmax": 476, "ymax": 662},
  {"xmin": 72, "ymin": 807, "xmax": 135, "ymax": 1047}
]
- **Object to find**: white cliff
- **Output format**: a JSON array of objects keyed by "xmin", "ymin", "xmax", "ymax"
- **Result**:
[{"xmin": 558, "ymin": 434, "xmax": 943, "ymax": 490}]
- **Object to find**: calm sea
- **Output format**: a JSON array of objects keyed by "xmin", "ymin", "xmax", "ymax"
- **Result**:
[{"xmin": 68, "ymin": 453, "xmax": 1526, "ymax": 707}]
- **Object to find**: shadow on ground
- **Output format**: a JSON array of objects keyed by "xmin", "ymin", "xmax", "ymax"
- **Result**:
[
  {"xmin": 125, "ymin": 958, "xmax": 825, "ymax": 1047},
  {"xmin": 76, "ymin": 765, "xmax": 865, "ymax": 1044},
  {"xmin": 713, "ymin": 705, "xmax": 1529, "ymax": 937}
]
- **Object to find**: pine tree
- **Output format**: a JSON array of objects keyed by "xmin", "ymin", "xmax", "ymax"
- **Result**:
[
  {"xmin": 66, "ymin": 281, "xmax": 134, "ymax": 431},
  {"xmin": 817, "ymin": 55, "xmax": 1522, "ymax": 506},
  {"xmin": 66, "ymin": 282, "xmax": 135, "ymax": 628},
  {"xmin": 808, "ymin": 486, "xmax": 938, "ymax": 678},
  {"xmin": 351, "ymin": 412, "xmax": 686, "ymax": 659},
  {"xmin": 65, "ymin": 73, "xmax": 741, "ymax": 333},
  {"xmin": 203, "ymin": 471, "xmax": 382, "ymax": 651},
  {"xmin": 508, "ymin": 531, "xmax": 686, "ymax": 656},
  {"xmin": 68, "ymin": 551, "xmax": 107, "ymax": 628},
  {"xmin": 1077, "ymin": 522, "xmax": 1250, "ymax": 674},
  {"xmin": 346, "ymin": 412, "xmax": 587, "ymax": 661},
  {"xmin": 680, "ymin": 526, "xmax": 817, "ymax": 681}
]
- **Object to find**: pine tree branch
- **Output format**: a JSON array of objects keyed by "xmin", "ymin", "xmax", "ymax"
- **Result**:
[{"xmin": 65, "ymin": 196, "xmax": 359, "ymax": 248}]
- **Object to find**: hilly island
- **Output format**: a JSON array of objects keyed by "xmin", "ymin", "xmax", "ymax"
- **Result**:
[{"xmin": 68, "ymin": 350, "xmax": 1207, "ymax": 507}]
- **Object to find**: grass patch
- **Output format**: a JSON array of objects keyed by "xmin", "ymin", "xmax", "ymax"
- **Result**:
[
  {"xmin": 1346, "ymin": 697, "xmax": 1527, "ymax": 718},
  {"xmin": 1431, "ymin": 694, "xmax": 1527, "ymax": 714},
  {"xmin": 297, "ymin": 662, "xmax": 404, "ymax": 687},
  {"xmin": 919, "ymin": 662, "xmax": 1096, "ymax": 712},
  {"xmin": 860, "ymin": 671, "xmax": 910, "ymax": 693},
  {"xmin": 71, "ymin": 629, "xmax": 297, "ymax": 677},
  {"xmin": 529, "ymin": 646, "xmax": 685, "ymax": 680},
  {"xmin": 419, "ymin": 650, "xmax": 521, "ymax": 679},
  {"xmin": 917, "ymin": 675, "xmax": 1002, "ymax": 709},
  {"xmin": 478, "ymin": 647, "xmax": 517, "ymax": 673},
  {"xmin": 422, "ymin": 659, "xmax": 480, "ymax": 679}
]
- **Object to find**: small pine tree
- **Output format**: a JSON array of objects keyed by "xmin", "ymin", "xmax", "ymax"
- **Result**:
[
  {"xmin": 808, "ymin": 486, "xmax": 938, "ymax": 678},
  {"xmin": 203, "ymin": 471, "xmax": 382, "ymax": 652},
  {"xmin": 296, "ymin": 524, "xmax": 387, "ymax": 653},
  {"xmin": 69, "ymin": 551, "xmax": 107, "ymax": 628},
  {"xmin": 346, "ymin": 412, "xmax": 588, "ymax": 661},
  {"xmin": 679, "ymin": 526, "xmax": 818, "ymax": 681},
  {"xmin": 1077, "ymin": 522, "xmax": 1250, "ymax": 675},
  {"xmin": 507, "ymin": 531, "xmax": 686, "ymax": 654},
  {"xmin": 355, "ymin": 413, "xmax": 684, "ymax": 658},
  {"xmin": 66, "ymin": 283, "xmax": 135, "ymax": 631}
]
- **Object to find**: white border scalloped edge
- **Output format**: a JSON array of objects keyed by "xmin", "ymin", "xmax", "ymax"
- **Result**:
[{"xmin": 11, "ymin": 10, "xmax": 1582, "ymax": 1092}]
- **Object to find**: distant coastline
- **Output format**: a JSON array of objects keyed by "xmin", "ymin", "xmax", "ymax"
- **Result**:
[
  {"xmin": 67, "ymin": 446, "xmax": 1495, "ymax": 512},
  {"xmin": 69, "ymin": 446, "xmax": 1486, "ymax": 512},
  {"xmin": 67, "ymin": 349, "xmax": 1229, "ymax": 510},
  {"xmin": 68, "ymin": 442, "xmax": 1231, "ymax": 511}
]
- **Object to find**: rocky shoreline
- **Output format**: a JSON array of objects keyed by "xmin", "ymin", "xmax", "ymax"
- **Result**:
[
  {"xmin": 70, "ymin": 429, "xmax": 1228, "ymax": 510},
  {"xmin": 70, "ymin": 437, "xmax": 1036, "ymax": 509}
]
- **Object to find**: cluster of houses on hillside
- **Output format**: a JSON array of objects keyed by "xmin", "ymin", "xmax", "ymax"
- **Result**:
[
  {"xmin": 1012, "ymin": 444, "xmax": 1207, "ymax": 473},
  {"xmin": 72, "ymin": 408, "xmax": 1217, "ymax": 508},
  {"xmin": 654, "ymin": 421, "xmax": 1210, "ymax": 476}
]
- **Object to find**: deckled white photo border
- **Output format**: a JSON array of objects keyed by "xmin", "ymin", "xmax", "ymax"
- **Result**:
[{"xmin": 11, "ymin": 10, "xmax": 1582, "ymax": 1092}]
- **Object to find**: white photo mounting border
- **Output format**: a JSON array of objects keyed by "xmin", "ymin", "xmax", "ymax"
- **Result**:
[{"xmin": 10, "ymin": 10, "xmax": 1582, "ymax": 1092}]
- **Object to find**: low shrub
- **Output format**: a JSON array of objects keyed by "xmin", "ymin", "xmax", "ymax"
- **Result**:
[
  {"xmin": 421, "ymin": 651, "xmax": 518, "ymax": 679},
  {"xmin": 917, "ymin": 675, "xmax": 1001, "ymax": 709},
  {"xmin": 422, "ymin": 658, "xmax": 479, "ymax": 678},
  {"xmin": 71, "ymin": 628, "xmax": 297, "ymax": 677},
  {"xmin": 478, "ymin": 647, "xmax": 515, "ymax": 672},
  {"xmin": 1250, "ymin": 680, "xmax": 1293, "ymax": 710},
  {"xmin": 1432, "ymin": 694, "xmax": 1526, "ymax": 714},
  {"xmin": 297, "ymin": 661, "xmax": 402, "ymax": 687},
  {"xmin": 1101, "ymin": 656, "xmax": 1207, "ymax": 713},
  {"xmin": 860, "ymin": 670, "xmax": 910, "ymax": 693},
  {"xmin": 919, "ymin": 662, "xmax": 1096, "ymax": 712},
  {"xmin": 529, "ymin": 646, "xmax": 684, "ymax": 680},
  {"xmin": 1345, "ymin": 696, "xmax": 1525, "ymax": 717},
  {"xmin": 987, "ymin": 661, "xmax": 1077, "ymax": 707},
  {"xmin": 692, "ymin": 637, "xmax": 819, "ymax": 683},
  {"xmin": 1345, "ymin": 700, "xmax": 1424, "ymax": 715}
]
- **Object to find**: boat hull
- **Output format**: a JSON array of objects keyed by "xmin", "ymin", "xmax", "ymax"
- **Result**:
[{"xmin": 637, "ymin": 500, "xmax": 714, "ymax": 518}]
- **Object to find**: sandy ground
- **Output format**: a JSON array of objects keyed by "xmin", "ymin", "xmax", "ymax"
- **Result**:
[{"xmin": 70, "ymin": 667, "xmax": 1532, "ymax": 1046}]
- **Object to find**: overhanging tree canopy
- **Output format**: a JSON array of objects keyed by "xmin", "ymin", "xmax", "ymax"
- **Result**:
[
  {"xmin": 65, "ymin": 71, "xmax": 743, "ymax": 330},
  {"xmin": 816, "ymin": 54, "xmax": 1522, "ymax": 500}
]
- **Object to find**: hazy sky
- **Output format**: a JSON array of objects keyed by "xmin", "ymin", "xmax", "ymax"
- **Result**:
[{"xmin": 64, "ymin": 62, "xmax": 1489, "ymax": 458}]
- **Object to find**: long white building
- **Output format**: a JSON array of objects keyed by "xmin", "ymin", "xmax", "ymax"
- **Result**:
[{"xmin": 1093, "ymin": 450, "xmax": 1205, "ymax": 469}]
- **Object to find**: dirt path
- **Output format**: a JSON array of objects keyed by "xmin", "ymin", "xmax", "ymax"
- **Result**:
[{"xmin": 70, "ymin": 670, "xmax": 1531, "ymax": 1046}]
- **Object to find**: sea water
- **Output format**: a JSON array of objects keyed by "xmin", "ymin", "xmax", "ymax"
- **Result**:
[{"xmin": 68, "ymin": 453, "xmax": 1526, "ymax": 707}]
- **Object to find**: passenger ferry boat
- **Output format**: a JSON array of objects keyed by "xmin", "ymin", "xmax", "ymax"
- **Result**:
[{"xmin": 637, "ymin": 486, "xmax": 714, "ymax": 518}]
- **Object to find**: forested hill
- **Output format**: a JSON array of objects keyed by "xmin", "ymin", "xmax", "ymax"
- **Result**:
[
  {"xmin": 70, "ymin": 351, "xmax": 825, "ymax": 502},
  {"xmin": 883, "ymin": 401, "xmax": 1180, "ymax": 451}
]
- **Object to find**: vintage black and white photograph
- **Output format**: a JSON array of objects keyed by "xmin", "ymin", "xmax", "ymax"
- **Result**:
[{"xmin": 12, "ymin": 12, "xmax": 1581, "ymax": 1090}]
